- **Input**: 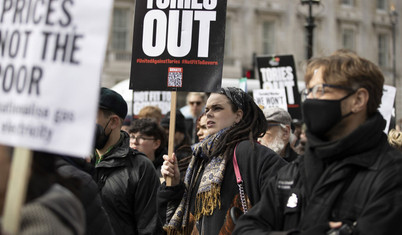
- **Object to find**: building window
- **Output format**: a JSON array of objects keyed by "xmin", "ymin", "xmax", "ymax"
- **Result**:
[
  {"xmin": 376, "ymin": 0, "xmax": 387, "ymax": 10},
  {"xmin": 262, "ymin": 21, "xmax": 275, "ymax": 54},
  {"xmin": 224, "ymin": 19, "xmax": 232, "ymax": 58},
  {"xmin": 378, "ymin": 33, "xmax": 389, "ymax": 67},
  {"xmin": 342, "ymin": 28, "xmax": 355, "ymax": 51},
  {"xmin": 341, "ymin": 0, "xmax": 354, "ymax": 6},
  {"xmin": 112, "ymin": 8, "xmax": 130, "ymax": 51}
]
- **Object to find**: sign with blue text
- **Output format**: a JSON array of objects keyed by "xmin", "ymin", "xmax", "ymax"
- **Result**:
[
  {"xmin": 130, "ymin": 0, "xmax": 227, "ymax": 92},
  {"xmin": 256, "ymin": 55, "xmax": 301, "ymax": 120},
  {"xmin": 0, "ymin": 0, "xmax": 113, "ymax": 157}
]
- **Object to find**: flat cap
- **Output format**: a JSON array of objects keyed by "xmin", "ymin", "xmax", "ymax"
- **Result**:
[
  {"xmin": 263, "ymin": 107, "xmax": 292, "ymax": 125},
  {"xmin": 99, "ymin": 87, "xmax": 128, "ymax": 119}
]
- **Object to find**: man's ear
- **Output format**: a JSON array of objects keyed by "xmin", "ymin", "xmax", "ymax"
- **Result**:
[
  {"xmin": 153, "ymin": 139, "xmax": 161, "ymax": 150},
  {"xmin": 351, "ymin": 88, "xmax": 369, "ymax": 113},
  {"xmin": 110, "ymin": 115, "xmax": 122, "ymax": 129}
]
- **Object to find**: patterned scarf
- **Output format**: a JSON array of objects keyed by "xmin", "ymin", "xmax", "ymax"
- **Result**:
[{"xmin": 164, "ymin": 129, "xmax": 228, "ymax": 234}]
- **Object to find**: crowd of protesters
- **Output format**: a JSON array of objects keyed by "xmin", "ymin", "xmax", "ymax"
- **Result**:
[{"xmin": 1, "ymin": 50, "xmax": 402, "ymax": 235}]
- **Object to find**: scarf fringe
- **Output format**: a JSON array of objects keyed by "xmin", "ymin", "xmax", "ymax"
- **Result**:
[
  {"xmin": 164, "ymin": 225, "xmax": 190, "ymax": 235},
  {"xmin": 194, "ymin": 184, "xmax": 221, "ymax": 221}
]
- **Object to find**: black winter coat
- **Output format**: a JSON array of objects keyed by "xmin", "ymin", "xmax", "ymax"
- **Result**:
[
  {"xmin": 94, "ymin": 131, "xmax": 162, "ymax": 235},
  {"xmin": 55, "ymin": 157, "xmax": 115, "ymax": 235},
  {"xmin": 283, "ymin": 143, "xmax": 298, "ymax": 162},
  {"xmin": 234, "ymin": 113, "xmax": 402, "ymax": 235}
]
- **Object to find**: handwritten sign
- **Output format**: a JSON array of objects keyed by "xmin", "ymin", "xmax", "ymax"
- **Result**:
[
  {"xmin": 0, "ymin": 0, "xmax": 113, "ymax": 157},
  {"xmin": 253, "ymin": 89, "xmax": 288, "ymax": 111}
]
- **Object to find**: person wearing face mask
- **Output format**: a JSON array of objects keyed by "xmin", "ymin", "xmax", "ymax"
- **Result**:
[
  {"xmin": 159, "ymin": 87, "xmax": 287, "ymax": 235},
  {"xmin": 233, "ymin": 50, "xmax": 402, "ymax": 235},
  {"xmin": 93, "ymin": 87, "xmax": 162, "ymax": 235}
]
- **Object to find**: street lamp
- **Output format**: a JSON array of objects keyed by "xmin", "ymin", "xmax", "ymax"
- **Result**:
[
  {"xmin": 301, "ymin": 0, "xmax": 320, "ymax": 60},
  {"xmin": 390, "ymin": 5, "xmax": 398, "ymax": 87}
]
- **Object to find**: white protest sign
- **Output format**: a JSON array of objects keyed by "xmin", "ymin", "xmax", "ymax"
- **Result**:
[
  {"xmin": 133, "ymin": 91, "xmax": 172, "ymax": 115},
  {"xmin": 0, "ymin": 0, "xmax": 113, "ymax": 157},
  {"xmin": 253, "ymin": 89, "xmax": 288, "ymax": 111},
  {"xmin": 378, "ymin": 85, "xmax": 396, "ymax": 133},
  {"xmin": 111, "ymin": 79, "xmax": 172, "ymax": 115}
]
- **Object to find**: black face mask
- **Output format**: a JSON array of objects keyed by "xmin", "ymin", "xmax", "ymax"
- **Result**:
[
  {"xmin": 302, "ymin": 93, "xmax": 354, "ymax": 138},
  {"xmin": 95, "ymin": 119, "xmax": 111, "ymax": 149}
]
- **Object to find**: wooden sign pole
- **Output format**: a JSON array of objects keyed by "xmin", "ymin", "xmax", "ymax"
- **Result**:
[
  {"xmin": 2, "ymin": 148, "xmax": 33, "ymax": 234},
  {"xmin": 166, "ymin": 91, "xmax": 177, "ymax": 186}
]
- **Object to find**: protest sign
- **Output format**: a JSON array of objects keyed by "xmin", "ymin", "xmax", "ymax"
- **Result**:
[
  {"xmin": 133, "ymin": 91, "xmax": 171, "ymax": 114},
  {"xmin": 379, "ymin": 85, "xmax": 396, "ymax": 133},
  {"xmin": 253, "ymin": 89, "xmax": 288, "ymax": 111},
  {"xmin": 256, "ymin": 55, "xmax": 301, "ymax": 120},
  {"xmin": 0, "ymin": 0, "xmax": 113, "ymax": 157},
  {"xmin": 111, "ymin": 79, "xmax": 172, "ymax": 115},
  {"xmin": 130, "ymin": 0, "xmax": 227, "ymax": 92}
]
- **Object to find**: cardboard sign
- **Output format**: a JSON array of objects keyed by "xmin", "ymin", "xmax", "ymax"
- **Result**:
[
  {"xmin": 0, "ymin": 0, "xmax": 113, "ymax": 157},
  {"xmin": 256, "ymin": 55, "xmax": 301, "ymax": 119},
  {"xmin": 253, "ymin": 89, "xmax": 288, "ymax": 111},
  {"xmin": 130, "ymin": 0, "xmax": 227, "ymax": 92},
  {"xmin": 379, "ymin": 85, "xmax": 396, "ymax": 133}
]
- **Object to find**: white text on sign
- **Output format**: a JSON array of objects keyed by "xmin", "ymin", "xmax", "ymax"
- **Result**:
[
  {"xmin": 142, "ymin": 0, "xmax": 217, "ymax": 58},
  {"xmin": 260, "ymin": 66, "xmax": 295, "ymax": 104}
]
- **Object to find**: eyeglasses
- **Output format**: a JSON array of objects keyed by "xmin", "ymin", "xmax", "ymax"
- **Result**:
[
  {"xmin": 130, "ymin": 135, "xmax": 155, "ymax": 142},
  {"xmin": 189, "ymin": 101, "xmax": 202, "ymax": 106},
  {"xmin": 301, "ymin": 83, "xmax": 356, "ymax": 101}
]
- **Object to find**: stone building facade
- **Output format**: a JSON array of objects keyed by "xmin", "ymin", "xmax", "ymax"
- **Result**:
[{"xmin": 102, "ymin": 0, "xmax": 402, "ymax": 119}]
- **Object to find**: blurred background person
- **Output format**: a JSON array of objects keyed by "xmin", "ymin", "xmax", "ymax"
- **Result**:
[
  {"xmin": 259, "ymin": 107, "xmax": 298, "ymax": 162},
  {"xmin": 53, "ymin": 152, "xmax": 115, "ymax": 235},
  {"xmin": 138, "ymin": 105, "xmax": 163, "ymax": 124},
  {"xmin": 290, "ymin": 118, "xmax": 303, "ymax": 150},
  {"xmin": 129, "ymin": 118, "xmax": 167, "ymax": 175},
  {"xmin": 121, "ymin": 115, "xmax": 133, "ymax": 133},
  {"xmin": 196, "ymin": 112, "xmax": 208, "ymax": 142},
  {"xmin": 294, "ymin": 123, "xmax": 307, "ymax": 155},
  {"xmin": 180, "ymin": 92, "xmax": 208, "ymax": 143},
  {"xmin": 180, "ymin": 92, "xmax": 207, "ymax": 120},
  {"xmin": 160, "ymin": 110, "xmax": 192, "ymax": 151},
  {"xmin": 0, "ymin": 145, "xmax": 85, "ymax": 235},
  {"xmin": 388, "ymin": 129, "xmax": 402, "ymax": 152}
]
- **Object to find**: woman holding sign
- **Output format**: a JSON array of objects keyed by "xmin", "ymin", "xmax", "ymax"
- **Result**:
[{"xmin": 159, "ymin": 87, "xmax": 287, "ymax": 234}]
